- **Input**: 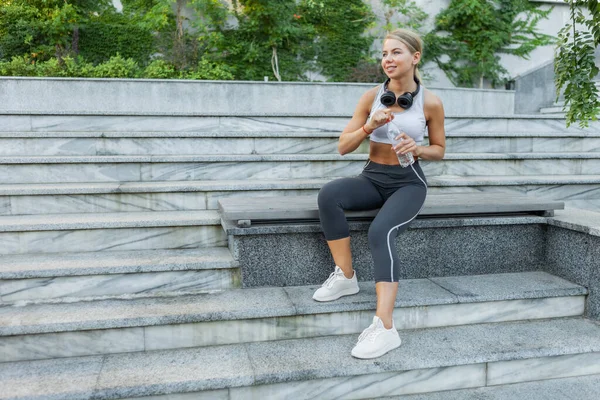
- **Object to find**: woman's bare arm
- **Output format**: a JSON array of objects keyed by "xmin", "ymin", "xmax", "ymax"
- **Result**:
[
  {"xmin": 416, "ymin": 90, "xmax": 445, "ymax": 160},
  {"xmin": 338, "ymin": 88, "xmax": 378, "ymax": 155}
]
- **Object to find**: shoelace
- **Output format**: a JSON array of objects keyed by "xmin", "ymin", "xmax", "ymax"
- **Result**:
[
  {"xmin": 322, "ymin": 269, "xmax": 344, "ymax": 288},
  {"xmin": 357, "ymin": 323, "xmax": 380, "ymax": 343}
]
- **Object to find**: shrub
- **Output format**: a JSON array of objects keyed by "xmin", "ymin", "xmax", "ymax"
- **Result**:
[
  {"xmin": 0, "ymin": 55, "xmax": 36, "ymax": 76},
  {"xmin": 182, "ymin": 58, "xmax": 234, "ymax": 80},
  {"xmin": 93, "ymin": 53, "xmax": 141, "ymax": 78},
  {"xmin": 143, "ymin": 59, "xmax": 178, "ymax": 79}
]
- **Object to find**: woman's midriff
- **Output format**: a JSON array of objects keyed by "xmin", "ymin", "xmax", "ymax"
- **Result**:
[{"xmin": 368, "ymin": 141, "xmax": 418, "ymax": 165}]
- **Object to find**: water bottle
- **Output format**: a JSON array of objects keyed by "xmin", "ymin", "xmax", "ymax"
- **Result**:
[{"xmin": 386, "ymin": 122, "xmax": 414, "ymax": 168}]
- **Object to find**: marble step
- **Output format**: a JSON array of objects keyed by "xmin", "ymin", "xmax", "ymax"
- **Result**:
[
  {"xmin": 1, "ymin": 131, "xmax": 600, "ymax": 156},
  {"xmin": 0, "ymin": 248, "xmax": 239, "ymax": 305},
  {"xmin": 381, "ymin": 375, "xmax": 600, "ymax": 400},
  {"xmin": 0, "ymin": 175, "xmax": 599, "ymax": 216},
  {"xmin": 3, "ymin": 114, "xmax": 600, "ymax": 135},
  {"xmin": 1, "ymin": 153, "xmax": 600, "ymax": 184},
  {"xmin": 0, "ymin": 179, "xmax": 327, "ymax": 215},
  {"xmin": 427, "ymin": 174, "xmax": 600, "ymax": 212},
  {"xmin": 0, "ymin": 271, "xmax": 586, "ymax": 362},
  {"xmin": 0, "ymin": 210, "xmax": 226, "ymax": 255},
  {"xmin": 1, "ymin": 318, "xmax": 600, "ymax": 399},
  {"xmin": 539, "ymin": 105, "xmax": 565, "ymax": 114}
]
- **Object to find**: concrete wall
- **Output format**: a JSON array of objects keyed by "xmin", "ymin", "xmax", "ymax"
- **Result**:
[
  {"xmin": 226, "ymin": 212, "xmax": 600, "ymax": 321},
  {"xmin": 0, "ymin": 78, "xmax": 515, "ymax": 116},
  {"xmin": 227, "ymin": 219, "xmax": 548, "ymax": 288},
  {"xmin": 514, "ymin": 60, "xmax": 556, "ymax": 114},
  {"xmin": 546, "ymin": 226, "xmax": 600, "ymax": 320},
  {"xmin": 514, "ymin": 43, "xmax": 600, "ymax": 114}
]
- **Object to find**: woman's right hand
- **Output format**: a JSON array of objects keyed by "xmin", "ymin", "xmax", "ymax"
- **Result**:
[{"xmin": 365, "ymin": 108, "xmax": 394, "ymax": 132}]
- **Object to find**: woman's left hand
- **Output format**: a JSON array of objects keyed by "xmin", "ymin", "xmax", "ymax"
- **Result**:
[{"xmin": 392, "ymin": 132, "xmax": 418, "ymax": 156}]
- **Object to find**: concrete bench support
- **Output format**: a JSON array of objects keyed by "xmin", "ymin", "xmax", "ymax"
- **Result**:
[{"xmin": 219, "ymin": 194, "xmax": 564, "ymax": 287}]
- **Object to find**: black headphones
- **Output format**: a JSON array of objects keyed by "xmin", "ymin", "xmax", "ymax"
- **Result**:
[{"xmin": 380, "ymin": 77, "xmax": 420, "ymax": 109}]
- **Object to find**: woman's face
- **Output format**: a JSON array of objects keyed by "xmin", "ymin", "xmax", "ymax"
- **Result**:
[{"xmin": 381, "ymin": 38, "xmax": 420, "ymax": 79}]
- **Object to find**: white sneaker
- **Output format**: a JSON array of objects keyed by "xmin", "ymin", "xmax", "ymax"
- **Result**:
[
  {"xmin": 351, "ymin": 316, "xmax": 401, "ymax": 359},
  {"xmin": 312, "ymin": 266, "xmax": 359, "ymax": 302}
]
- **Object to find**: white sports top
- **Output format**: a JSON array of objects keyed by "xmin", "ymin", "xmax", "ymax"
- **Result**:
[{"xmin": 368, "ymin": 83, "xmax": 427, "ymax": 145}]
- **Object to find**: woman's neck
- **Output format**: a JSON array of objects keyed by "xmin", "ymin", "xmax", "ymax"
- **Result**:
[{"xmin": 388, "ymin": 75, "xmax": 418, "ymax": 94}]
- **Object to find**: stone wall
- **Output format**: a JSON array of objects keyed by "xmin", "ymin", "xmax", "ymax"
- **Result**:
[{"xmin": 0, "ymin": 78, "xmax": 516, "ymax": 116}]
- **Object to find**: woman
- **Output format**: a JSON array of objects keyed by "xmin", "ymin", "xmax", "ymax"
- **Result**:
[{"xmin": 313, "ymin": 29, "xmax": 446, "ymax": 359}]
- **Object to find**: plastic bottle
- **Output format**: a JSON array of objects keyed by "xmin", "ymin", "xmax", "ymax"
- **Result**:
[{"xmin": 386, "ymin": 122, "xmax": 414, "ymax": 168}]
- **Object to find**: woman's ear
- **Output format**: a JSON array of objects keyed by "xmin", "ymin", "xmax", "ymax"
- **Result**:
[{"xmin": 412, "ymin": 52, "xmax": 421, "ymax": 65}]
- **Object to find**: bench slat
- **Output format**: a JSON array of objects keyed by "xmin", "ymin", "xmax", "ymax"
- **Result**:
[{"xmin": 218, "ymin": 193, "xmax": 564, "ymax": 222}]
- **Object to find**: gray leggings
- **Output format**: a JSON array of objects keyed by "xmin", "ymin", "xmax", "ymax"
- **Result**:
[{"xmin": 317, "ymin": 160, "xmax": 427, "ymax": 282}]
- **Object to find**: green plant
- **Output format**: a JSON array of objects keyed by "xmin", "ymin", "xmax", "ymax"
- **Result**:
[
  {"xmin": 381, "ymin": 0, "xmax": 427, "ymax": 32},
  {"xmin": 122, "ymin": 0, "xmax": 210, "ymax": 70},
  {"xmin": 143, "ymin": 59, "xmax": 178, "ymax": 79},
  {"xmin": 222, "ymin": 0, "xmax": 316, "ymax": 81},
  {"xmin": 0, "ymin": 0, "xmax": 115, "ymax": 62},
  {"xmin": 425, "ymin": 0, "xmax": 554, "ymax": 88},
  {"xmin": 0, "ymin": 55, "xmax": 36, "ymax": 76},
  {"xmin": 0, "ymin": 54, "xmax": 95, "ymax": 77},
  {"xmin": 53, "ymin": 55, "xmax": 96, "ymax": 77},
  {"xmin": 0, "ymin": 4, "xmax": 39, "ymax": 61},
  {"xmin": 554, "ymin": 0, "xmax": 600, "ymax": 128},
  {"xmin": 346, "ymin": 59, "xmax": 388, "ymax": 83},
  {"xmin": 299, "ymin": 0, "xmax": 375, "ymax": 82},
  {"xmin": 93, "ymin": 53, "xmax": 141, "ymax": 78},
  {"xmin": 35, "ymin": 57, "xmax": 68, "ymax": 77},
  {"xmin": 78, "ymin": 14, "xmax": 155, "ymax": 65},
  {"xmin": 182, "ymin": 58, "xmax": 234, "ymax": 80}
]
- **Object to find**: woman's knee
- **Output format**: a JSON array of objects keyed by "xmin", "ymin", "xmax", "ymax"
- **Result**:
[
  {"xmin": 368, "ymin": 222, "xmax": 391, "ymax": 250},
  {"xmin": 318, "ymin": 180, "xmax": 343, "ymax": 210}
]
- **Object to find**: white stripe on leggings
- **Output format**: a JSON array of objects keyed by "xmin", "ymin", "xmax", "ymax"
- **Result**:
[{"xmin": 386, "ymin": 163, "xmax": 428, "ymax": 282}]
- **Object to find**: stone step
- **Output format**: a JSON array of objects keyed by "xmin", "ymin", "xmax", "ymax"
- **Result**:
[
  {"xmin": 3, "ymin": 114, "xmax": 600, "ymax": 134},
  {"xmin": 0, "ymin": 271, "xmax": 586, "ymax": 362},
  {"xmin": 0, "ymin": 179, "xmax": 325, "ymax": 215},
  {"xmin": 1, "ymin": 153, "xmax": 600, "ymax": 184},
  {"xmin": 1, "ymin": 317, "xmax": 599, "ymax": 399},
  {"xmin": 0, "ymin": 78, "xmax": 516, "ymax": 116},
  {"xmin": 0, "ymin": 176, "xmax": 598, "ymax": 215},
  {"xmin": 427, "ymin": 174, "xmax": 600, "ymax": 212},
  {"xmin": 382, "ymin": 375, "xmax": 600, "ymax": 400},
  {"xmin": 1, "ymin": 131, "xmax": 599, "ymax": 156},
  {"xmin": 0, "ymin": 211, "xmax": 225, "ymax": 255},
  {"xmin": 539, "ymin": 105, "xmax": 565, "ymax": 114},
  {"xmin": 0, "ymin": 248, "xmax": 239, "ymax": 305}
]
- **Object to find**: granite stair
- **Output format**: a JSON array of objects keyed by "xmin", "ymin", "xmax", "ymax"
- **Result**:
[
  {"xmin": 1, "ymin": 318, "xmax": 599, "ymax": 399},
  {"xmin": 0, "ymin": 271, "xmax": 585, "ymax": 361},
  {"xmin": 0, "ymin": 210, "xmax": 225, "ymax": 255},
  {"xmin": 2, "ymin": 80, "xmax": 600, "ymax": 399},
  {"xmin": 2, "ymin": 114, "xmax": 600, "ymax": 212},
  {"xmin": 0, "ymin": 247, "xmax": 239, "ymax": 305},
  {"xmin": 381, "ymin": 375, "xmax": 600, "ymax": 399},
  {"xmin": 1, "ymin": 175, "xmax": 599, "ymax": 216},
  {"xmin": 1, "ymin": 271, "xmax": 599, "ymax": 399}
]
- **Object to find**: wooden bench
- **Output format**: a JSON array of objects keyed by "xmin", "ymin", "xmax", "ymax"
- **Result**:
[{"xmin": 219, "ymin": 193, "xmax": 564, "ymax": 228}]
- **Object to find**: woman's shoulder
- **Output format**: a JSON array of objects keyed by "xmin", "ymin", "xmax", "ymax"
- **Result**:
[
  {"xmin": 422, "ymin": 87, "xmax": 443, "ymax": 107},
  {"xmin": 360, "ymin": 85, "xmax": 381, "ymax": 103},
  {"xmin": 356, "ymin": 85, "xmax": 382, "ymax": 112},
  {"xmin": 422, "ymin": 87, "xmax": 445, "ymax": 121}
]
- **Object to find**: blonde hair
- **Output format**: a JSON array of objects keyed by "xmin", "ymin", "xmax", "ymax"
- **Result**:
[{"xmin": 384, "ymin": 29, "xmax": 423, "ymax": 82}]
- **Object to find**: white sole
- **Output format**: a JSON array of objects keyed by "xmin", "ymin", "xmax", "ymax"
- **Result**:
[
  {"xmin": 351, "ymin": 337, "xmax": 402, "ymax": 359},
  {"xmin": 312, "ymin": 286, "xmax": 360, "ymax": 302}
]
